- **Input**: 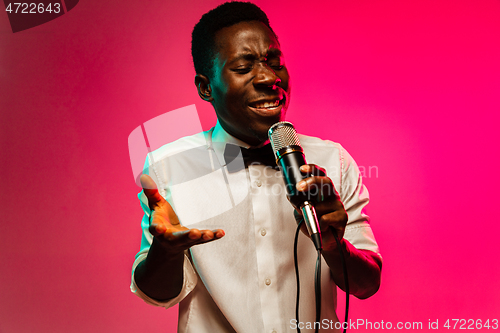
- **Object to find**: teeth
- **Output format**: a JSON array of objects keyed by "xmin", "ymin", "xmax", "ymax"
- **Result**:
[{"xmin": 253, "ymin": 100, "xmax": 280, "ymax": 109}]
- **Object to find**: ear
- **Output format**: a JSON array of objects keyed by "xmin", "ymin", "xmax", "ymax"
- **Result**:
[{"xmin": 195, "ymin": 74, "xmax": 213, "ymax": 102}]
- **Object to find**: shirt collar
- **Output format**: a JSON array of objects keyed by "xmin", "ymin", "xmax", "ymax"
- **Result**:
[{"xmin": 211, "ymin": 121, "xmax": 274, "ymax": 168}]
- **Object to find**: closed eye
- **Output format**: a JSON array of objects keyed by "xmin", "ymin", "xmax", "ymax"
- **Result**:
[{"xmin": 233, "ymin": 67, "xmax": 252, "ymax": 74}]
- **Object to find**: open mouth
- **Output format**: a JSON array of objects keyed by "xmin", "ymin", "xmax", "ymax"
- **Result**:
[{"xmin": 248, "ymin": 98, "xmax": 284, "ymax": 115}]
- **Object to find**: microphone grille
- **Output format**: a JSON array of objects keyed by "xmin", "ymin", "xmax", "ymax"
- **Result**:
[{"xmin": 268, "ymin": 121, "xmax": 302, "ymax": 155}]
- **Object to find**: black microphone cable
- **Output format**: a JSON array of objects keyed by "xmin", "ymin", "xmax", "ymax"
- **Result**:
[
  {"xmin": 293, "ymin": 216, "xmax": 323, "ymax": 333},
  {"xmin": 293, "ymin": 220, "xmax": 350, "ymax": 333},
  {"xmin": 314, "ymin": 248, "xmax": 322, "ymax": 333},
  {"xmin": 331, "ymin": 227, "xmax": 349, "ymax": 333},
  {"xmin": 293, "ymin": 218, "xmax": 303, "ymax": 333}
]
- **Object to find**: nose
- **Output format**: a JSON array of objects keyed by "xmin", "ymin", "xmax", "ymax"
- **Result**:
[{"xmin": 253, "ymin": 63, "xmax": 281, "ymax": 88}]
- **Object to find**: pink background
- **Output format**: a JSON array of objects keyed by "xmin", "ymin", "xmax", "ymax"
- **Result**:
[{"xmin": 1, "ymin": 0, "xmax": 499, "ymax": 332}]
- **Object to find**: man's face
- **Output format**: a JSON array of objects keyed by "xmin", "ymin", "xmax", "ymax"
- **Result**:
[{"xmin": 208, "ymin": 20, "xmax": 290, "ymax": 146}]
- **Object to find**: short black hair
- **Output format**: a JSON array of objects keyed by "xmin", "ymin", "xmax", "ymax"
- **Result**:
[{"xmin": 191, "ymin": 1, "xmax": 277, "ymax": 79}]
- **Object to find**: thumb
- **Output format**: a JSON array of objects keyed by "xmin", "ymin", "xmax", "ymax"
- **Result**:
[{"xmin": 140, "ymin": 174, "xmax": 164, "ymax": 209}]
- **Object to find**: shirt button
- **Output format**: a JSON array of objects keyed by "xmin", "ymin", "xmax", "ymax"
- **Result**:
[
  {"xmin": 255, "ymin": 180, "xmax": 262, "ymax": 187},
  {"xmin": 271, "ymin": 330, "xmax": 277, "ymax": 333},
  {"xmin": 265, "ymin": 278, "xmax": 271, "ymax": 286},
  {"xmin": 260, "ymin": 228, "xmax": 267, "ymax": 236}
]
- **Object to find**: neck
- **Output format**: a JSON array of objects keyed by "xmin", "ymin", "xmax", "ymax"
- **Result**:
[
  {"xmin": 222, "ymin": 125, "xmax": 268, "ymax": 148},
  {"xmin": 249, "ymin": 139, "xmax": 270, "ymax": 149}
]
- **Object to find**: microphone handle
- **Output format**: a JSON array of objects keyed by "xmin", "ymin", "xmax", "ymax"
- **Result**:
[
  {"xmin": 277, "ymin": 151, "xmax": 323, "ymax": 250},
  {"xmin": 301, "ymin": 202, "xmax": 322, "ymax": 251}
]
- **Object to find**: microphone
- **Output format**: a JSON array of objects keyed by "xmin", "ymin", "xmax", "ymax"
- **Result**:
[{"xmin": 268, "ymin": 121, "xmax": 323, "ymax": 250}]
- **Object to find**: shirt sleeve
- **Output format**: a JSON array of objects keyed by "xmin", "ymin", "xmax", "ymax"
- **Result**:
[
  {"xmin": 130, "ymin": 250, "xmax": 198, "ymax": 309},
  {"xmin": 130, "ymin": 154, "xmax": 199, "ymax": 308},
  {"xmin": 337, "ymin": 144, "xmax": 382, "ymax": 259}
]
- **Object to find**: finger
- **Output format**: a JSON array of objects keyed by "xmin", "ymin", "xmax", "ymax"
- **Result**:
[
  {"xmin": 157, "ymin": 228, "xmax": 225, "ymax": 250},
  {"xmin": 319, "ymin": 212, "xmax": 348, "ymax": 246},
  {"xmin": 141, "ymin": 174, "xmax": 181, "ymax": 228},
  {"xmin": 296, "ymin": 175, "xmax": 339, "ymax": 201},
  {"xmin": 186, "ymin": 229, "xmax": 225, "ymax": 245},
  {"xmin": 300, "ymin": 164, "xmax": 326, "ymax": 177},
  {"xmin": 200, "ymin": 229, "xmax": 215, "ymax": 240},
  {"xmin": 140, "ymin": 174, "xmax": 165, "ymax": 208},
  {"xmin": 149, "ymin": 220, "xmax": 167, "ymax": 237},
  {"xmin": 211, "ymin": 229, "xmax": 226, "ymax": 239},
  {"xmin": 151, "ymin": 228, "xmax": 199, "ymax": 247},
  {"xmin": 153, "ymin": 227, "xmax": 225, "ymax": 243},
  {"xmin": 188, "ymin": 229, "xmax": 226, "ymax": 241},
  {"xmin": 149, "ymin": 210, "xmax": 181, "ymax": 235},
  {"xmin": 318, "ymin": 209, "xmax": 348, "ymax": 232},
  {"xmin": 313, "ymin": 199, "xmax": 345, "ymax": 218}
]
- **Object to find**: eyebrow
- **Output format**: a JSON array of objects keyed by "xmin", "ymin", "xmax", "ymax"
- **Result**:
[
  {"xmin": 228, "ymin": 48, "xmax": 283, "ymax": 65},
  {"xmin": 266, "ymin": 48, "xmax": 283, "ymax": 58}
]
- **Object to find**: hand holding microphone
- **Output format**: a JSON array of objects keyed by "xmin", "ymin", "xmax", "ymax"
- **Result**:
[{"xmin": 268, "ymin": 122, "xmax": 348, "ymax": 251}]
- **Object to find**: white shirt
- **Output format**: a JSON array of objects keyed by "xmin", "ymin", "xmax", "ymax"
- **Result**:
[{"xmin": 131, "ymin": 122, "xmax": 381, "ymax": 333}]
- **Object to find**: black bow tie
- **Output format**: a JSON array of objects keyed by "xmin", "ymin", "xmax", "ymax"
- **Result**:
[{"xmin": 223, "ymin": 143, "xmax": 278, "ymax": 173}]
